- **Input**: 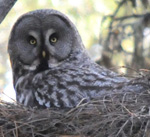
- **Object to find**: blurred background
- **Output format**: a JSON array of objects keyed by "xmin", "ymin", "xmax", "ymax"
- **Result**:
[{"xmin": 0, "ymin": 0, "xmax": 150, "ymax": 102}]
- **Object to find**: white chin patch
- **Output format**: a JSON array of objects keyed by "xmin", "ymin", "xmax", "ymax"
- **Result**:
[
  {"xmin": 23, "ymin": 60, "xmax": 39, "ymax": 70},
  {"xmin": 24, "ymin": 65, "xmax": 37, "ymax": 70}
]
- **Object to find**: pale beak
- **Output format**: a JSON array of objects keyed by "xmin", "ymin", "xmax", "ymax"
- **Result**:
[{"xmin": 42, "ymin": 51, "xmax": 46, "ymax": 58}]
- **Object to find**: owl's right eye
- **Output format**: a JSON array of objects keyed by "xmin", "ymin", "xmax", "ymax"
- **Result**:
[{"xmin": 28, "ymin": 36, "xmax": 37, "ymax": 45}]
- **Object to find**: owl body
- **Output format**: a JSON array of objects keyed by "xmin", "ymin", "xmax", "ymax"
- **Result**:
[
  {"xmin": 8, "ymin": 9, "xmax": 146, "ymax": 108},
  {"xmin": 14, "ymin": 52, "xmax": 127, "ymax": 108}
]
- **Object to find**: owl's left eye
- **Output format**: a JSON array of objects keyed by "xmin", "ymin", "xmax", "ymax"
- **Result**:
[
  {"xmin": 49, "ymin": 33, "xmax": 58, "ymax": 44},
  {"xmin": 28, "ymin": 36, "xmax": 37, "ymax": 45}
]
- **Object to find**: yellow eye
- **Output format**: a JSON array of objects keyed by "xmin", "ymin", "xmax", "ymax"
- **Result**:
[
  {"xmin": 49, "ymin": 33, "xmax": 58, "ymax": 44},
  {"xmin": 30, "ymin": 39, "xmax": 37, "ymax": 45},
  {"xmin": 50, "ymin": 37, "xmax": 57, "ymax": 43}
]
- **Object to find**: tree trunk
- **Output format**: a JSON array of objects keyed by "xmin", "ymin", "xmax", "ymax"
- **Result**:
[{"xmin": 0, "ymin": 0, "xmax": 17, "ymax": 24}]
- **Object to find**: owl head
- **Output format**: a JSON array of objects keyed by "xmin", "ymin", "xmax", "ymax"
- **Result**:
[{"xmin": 8, "ymin": 9, "xmax": 87, "ymax": 84}]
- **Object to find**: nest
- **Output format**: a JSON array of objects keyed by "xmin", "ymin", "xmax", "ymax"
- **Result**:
[{"xmin": 1, "ymin": 90, "xmax": 150, "ymax": 137}]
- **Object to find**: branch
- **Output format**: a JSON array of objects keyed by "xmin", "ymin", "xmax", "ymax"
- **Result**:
[
  {"xmin": 100, "ymin": 0, "xmax": 126, "ymax": 50},
  {"xmin": 0, "ymin": 0, "xmax": 17, "ymax": 24},
  {"xmin": 113, "ymin": 14, "xmax": 148, "ymax": 21}
]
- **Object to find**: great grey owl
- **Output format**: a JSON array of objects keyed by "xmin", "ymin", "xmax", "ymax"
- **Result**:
[{"xmin": 8, "ymin": 9, "xmax": 148, "ymax": 108}]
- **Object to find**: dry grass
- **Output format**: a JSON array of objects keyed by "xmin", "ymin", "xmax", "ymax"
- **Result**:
[{"xmin": 1, "ymin": 90, "xmax": 150, "ymax": 137}]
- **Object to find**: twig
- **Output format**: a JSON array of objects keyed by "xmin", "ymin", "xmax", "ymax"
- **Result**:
[
  {"xmin": 12, "ymin": 130, "xmax": 17, "ymax": 137},
  {"xmin": 116, "ymin": 119, "xmax": 129, "ymax": 136},
  {"xmin": 0, "ymin": 127, "xmax": 5, "ymax": 137},
  {"xmin": 121, "ymin": 104, "xmax": 137, "ymax": 117},
  {"xmin": 143, "ymin": 120, "xmax": 150, "ymax": 137},
  {"xmin": 5, "ymin": 118, "xmax": 49, "ymax": 136},
  {"xmin": 114, "ymin": 14, "xmax": 146, "ymax": 21},
  {"xmin": 31, "ymin": 127, "xmax": 35, "ymax": 137},
  {"xmin": 1, "ymin": 91, "xmax": 16, "ymax": 103},
  {"xmin": 14, "ymin": 121, "xmax": 18, "ymax": 137},
  {"xmin": 76, "ymin": 98, "xmax": 87, "ymax": 107}
]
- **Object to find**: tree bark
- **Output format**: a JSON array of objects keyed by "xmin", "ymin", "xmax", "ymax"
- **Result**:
[{"xmin": 0, "ymin": 0, "xmax": 17, "ymax": 24}]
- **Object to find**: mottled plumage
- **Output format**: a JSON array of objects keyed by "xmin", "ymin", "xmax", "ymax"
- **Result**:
[{"xmin": 8, "ymin": 9, "xmax": 149, "ymax": 108}]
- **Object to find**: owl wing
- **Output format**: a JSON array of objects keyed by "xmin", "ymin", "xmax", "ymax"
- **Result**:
[
  {"xmin": 16, "ymin": 63, "xmax": 147, "ymax": 108},
  {"xmin": 32, "ymin": 65, "xmax": 128, "ymax": 108}
]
